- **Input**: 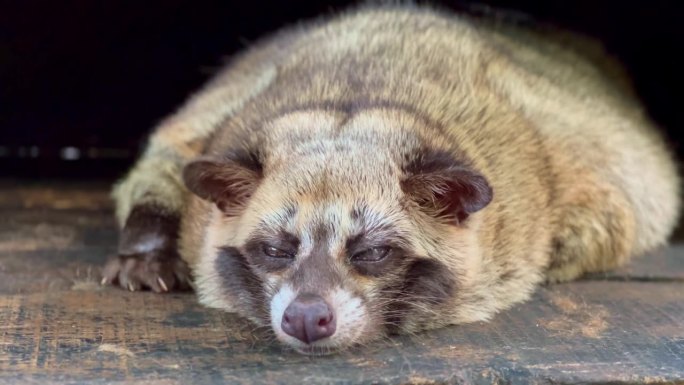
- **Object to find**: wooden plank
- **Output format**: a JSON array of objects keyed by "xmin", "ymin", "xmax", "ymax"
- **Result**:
[
  {"xmin": 590, "ymin": 246, "xmax": 684, "ymax": 281},
  {"xmin": 1, "ymin": 184, "xmax": 683, "ymax": 384},
  {"xmin": 0, "ymin": 208, "xmax": 117, "ymax": 294},
  {"xmin": 1, "ymin": 282, "xmax": 682, "ymax": 384},
  {"xmin": 0, "ymin": 181, "xmax": 113, "ymax": 210}
]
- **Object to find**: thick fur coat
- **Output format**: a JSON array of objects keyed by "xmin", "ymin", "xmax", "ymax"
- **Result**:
[{"xmin": 105, "ymin": 6, "xmax": 680, "ymax": 353}]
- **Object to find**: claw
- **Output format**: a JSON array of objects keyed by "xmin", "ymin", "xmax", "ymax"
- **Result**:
[
  {"xmin": 127, "ymin": 282, "xmax": 135, "ymax": 292},
  {"xmin": 101, "ymin": 277, "xmax": 108, "ymax": 286},
  {"xmin": 157, "ymin": 277, "xmax": 169, "ymax": 292}
]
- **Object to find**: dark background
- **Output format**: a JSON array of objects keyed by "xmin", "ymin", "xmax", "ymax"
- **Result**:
[{"xmin": 2, "ymin": 0, "xmax": 683, "ymax": 180}]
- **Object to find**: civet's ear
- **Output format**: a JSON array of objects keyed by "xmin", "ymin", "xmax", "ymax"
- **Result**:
[
  {"xmin": 401, "ymin": 150, "xmax": 492, "ymax": 225},
  {"xmin": 183, "ymin": 150, "xmax": 263, "ymax": 216}
]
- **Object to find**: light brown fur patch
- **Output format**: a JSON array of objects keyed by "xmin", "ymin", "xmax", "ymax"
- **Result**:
[{"xmin": 111, "ymin": 4, "xmax": 679, "ymax": 348}]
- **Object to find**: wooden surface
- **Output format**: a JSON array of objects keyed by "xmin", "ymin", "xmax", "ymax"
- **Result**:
[{"xmin": 1, "ymin": 182, "xmax": 683, "ymax": 385}]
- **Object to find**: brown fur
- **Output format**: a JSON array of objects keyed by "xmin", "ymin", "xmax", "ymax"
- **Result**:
[{"xmin": 107, "ymin": 5, "xmax": 680, "ymax": 352}]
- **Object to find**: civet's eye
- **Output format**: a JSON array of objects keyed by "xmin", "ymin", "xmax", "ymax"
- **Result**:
[
  {"xmin": 350, "ymin": 247, "xmax": 390, "ymax": 263},
  {"xmin": 262, "ymin": 245, "xmax": 295, "ymax": 259}
]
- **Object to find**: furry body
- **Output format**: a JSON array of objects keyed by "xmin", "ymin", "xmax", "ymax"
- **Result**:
[{"xmin": 104, "ymin": 6, "xmax": 680, "ymax": 353}]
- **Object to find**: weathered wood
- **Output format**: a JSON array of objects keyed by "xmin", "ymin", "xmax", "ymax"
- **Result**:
[
  {"xmin": 591, "ymin": 246, "xmax": 684, "ymax": 281},
  {"xmin": 0, "ymin": 181, "xmax": 113, "ymax": 210},
  {"xmin": 1, "ymin": 184, "xmax": 683, "ymax": 385}
]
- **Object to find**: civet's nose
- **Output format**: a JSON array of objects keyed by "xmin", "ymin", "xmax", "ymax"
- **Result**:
[{"xmin": 281, "ymin": 293, "xmax": 336, "ymax": 344}]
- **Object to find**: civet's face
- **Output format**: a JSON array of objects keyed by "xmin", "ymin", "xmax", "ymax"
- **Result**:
[{"xmin": 183, "ymin": 112, "xmax": 492, "ymax": 354}]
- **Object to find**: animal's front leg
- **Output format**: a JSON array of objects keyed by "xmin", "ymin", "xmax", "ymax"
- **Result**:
[{"xmin": 102, "ymin": 204, "xmax": 191, "ymax": 292}]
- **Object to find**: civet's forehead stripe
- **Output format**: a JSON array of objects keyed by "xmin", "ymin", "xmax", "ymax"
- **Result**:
[
  {"xmin": 245, "ymin": 196, "xmax": 412, "ymax": 282},
  {"xmin": 285, "ymin": 203, "xmax": 352, "ymax": 292},
  {"xmin": 253, "ymin": 198, "xmax": 413, "ymax": 252},
  {"xmin": 287, "ymin": 201, "xmax": 408, "ymax": 255},
  {"xmin": 266, "ymin": 100, "xmax": 448, "ymax": 138}
]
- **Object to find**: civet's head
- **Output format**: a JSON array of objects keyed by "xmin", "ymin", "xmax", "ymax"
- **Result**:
[{"xmin": 182, "ymin": 110, "xmax": 493, "ymax": 354}]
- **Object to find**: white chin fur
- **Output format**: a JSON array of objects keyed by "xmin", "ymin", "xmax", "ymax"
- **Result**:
[{"xmin": 270, "ymin": 285, "xmax": 368, "ymax": 352}]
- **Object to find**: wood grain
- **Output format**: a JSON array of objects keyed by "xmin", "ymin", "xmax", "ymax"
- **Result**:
[{"xmin": 1, "ymin": 184, "xmax": 682, "ymax": 384}]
